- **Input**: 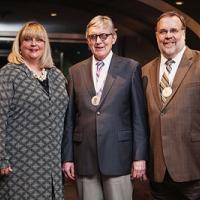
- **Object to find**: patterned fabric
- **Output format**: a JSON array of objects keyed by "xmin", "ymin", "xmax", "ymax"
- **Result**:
[
  {"xmin": 160, "ymin": 59, "xmax": 174, "ymax": 102},
  {"xmin": 0, "ymin": 63, "xmax": 69, "ymax": 200},
  {"xmin": 96, "ymin": 61, "xmax": 104, "ymax": 83},
  {"xmin": 95, "ymin": 61, "xmax": 104, "ymax": 97}
]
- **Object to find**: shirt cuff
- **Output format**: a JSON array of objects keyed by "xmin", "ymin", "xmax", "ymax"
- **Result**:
[{"xmin": 0, "ymin": 159, "xmax": 10, "ymax": 169}]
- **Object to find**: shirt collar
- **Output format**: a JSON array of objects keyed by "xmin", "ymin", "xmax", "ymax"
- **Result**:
[
  {"xmin": 160, "ymin": 46, "xmax": 186, "ymax": 66},
  {"xmin": 93, "ymin": 51, "xmax": 113, "ymax": 66}
]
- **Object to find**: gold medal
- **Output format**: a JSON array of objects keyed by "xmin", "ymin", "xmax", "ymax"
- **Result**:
[
  {"xmin": 91, "ymin": 95, "xmax": 100, "ymax": 106},
  {"xmin": 162, "ymin": 87, "xmax": 172, "ymax": 98}
]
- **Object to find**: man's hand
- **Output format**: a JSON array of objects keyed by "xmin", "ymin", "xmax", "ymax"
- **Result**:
[
  {"xmin": 62, "ymin": 162, "xmax": 75, "ymax": 180},
  {"xmin": 131, "ymin": 160, "xmax": 147, "ymax": 181}
]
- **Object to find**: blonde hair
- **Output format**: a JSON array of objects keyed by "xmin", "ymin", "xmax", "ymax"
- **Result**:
[
  {"xmin": 86, "ymin": 15, "xmax": 117, "ymax": 38},
  {"xmin": 8, "ymin": 21, "xmax": 54, "ymax": 68}
]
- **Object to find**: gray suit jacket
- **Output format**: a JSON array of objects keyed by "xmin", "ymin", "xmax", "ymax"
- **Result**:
[
  {"xmin": 142, "ymin": 47, "xmax": 200, "ymax": 182},
  {"xmin": 62, "ymin": 54, "xmax": 148, "ymax": 176},
  {"xmin": 0, "ymin": 64, "xmax": 68, "ymax": 199}
]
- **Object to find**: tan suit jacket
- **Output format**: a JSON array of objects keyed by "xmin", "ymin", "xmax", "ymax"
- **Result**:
[{"xmin": 142, "ymin": 47, "xmax": 200, "ymax": 182}]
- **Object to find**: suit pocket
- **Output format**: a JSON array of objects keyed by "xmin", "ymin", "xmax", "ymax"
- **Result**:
[
  {"xmin": 118, "ymin": 130, "xmax": 132, "ymax": 141},
  {"xmin": 73, "ymin": 133, "xmax": 82, "ymax": 142},
  {"xmin": 191, "ymin": 132, "xmax": 200, "ymax": 142}
]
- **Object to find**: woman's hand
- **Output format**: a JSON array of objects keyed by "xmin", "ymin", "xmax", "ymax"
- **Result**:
[{"xmin": 0, "ymin": 166, "xmax": 13, "ymax": 176}]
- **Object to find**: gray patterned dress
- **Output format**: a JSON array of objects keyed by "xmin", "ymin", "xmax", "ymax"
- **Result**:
[{"xmin": 0, "ymin": 63, "xmax": 69, "ymax": 200}]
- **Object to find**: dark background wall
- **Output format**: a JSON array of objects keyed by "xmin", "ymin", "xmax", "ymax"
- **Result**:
[{"xmin": 0, "ymin": 0, "xmax": 199, "ymax": 72}]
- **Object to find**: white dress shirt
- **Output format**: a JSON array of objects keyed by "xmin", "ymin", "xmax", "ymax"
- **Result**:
[
  {"xmin": 92, "ymin": 51, "xmax": 113, "ymax": 94},
  {"xmin": 159, "ymin": 46, "xmax": 186, "ymax": 85}
]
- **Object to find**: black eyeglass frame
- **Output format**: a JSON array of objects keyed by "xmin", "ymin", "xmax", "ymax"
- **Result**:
[{"xmin": 87, "ymin": 33, "xmax": 113, "ymax": 41}]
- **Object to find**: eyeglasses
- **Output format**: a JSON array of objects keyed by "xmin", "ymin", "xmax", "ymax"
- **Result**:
[
  {"xmin": 23, "ymin": 37, "xmax": 45, "ymax": 43},
  {"xmin": 157, "ymin": 28, "xmax": 184, "ymax": 36},
  {"xmin": 87, "ymin": 33, "xmax": 112, "ymax": 42}
]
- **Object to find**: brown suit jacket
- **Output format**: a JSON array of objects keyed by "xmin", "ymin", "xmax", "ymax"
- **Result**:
[{"xmin": 142, "ymin": 47, "xmax": 200, "ymax": 182}]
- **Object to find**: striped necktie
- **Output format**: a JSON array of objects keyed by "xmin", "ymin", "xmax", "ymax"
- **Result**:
[
  {"xmin": 160, "ymin": 59, "xmax": 175, "ymax": 103},
  {"xmin": 96, "ymin": 61, "xmax": 104, "ymax": 83}
]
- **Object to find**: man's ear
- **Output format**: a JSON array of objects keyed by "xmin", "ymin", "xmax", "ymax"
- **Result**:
[{"xmin": 112, "ymin": 34, "xmax": 117, "ymax": 45}]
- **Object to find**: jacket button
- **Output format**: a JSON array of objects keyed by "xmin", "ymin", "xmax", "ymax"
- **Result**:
[
  {"xmin": 161, "ymin": 110, "xmax": 165, "ymax": 116},
  {"xmin": 97, "ymin": 111, "xmax": 101, "ymax": 115}
]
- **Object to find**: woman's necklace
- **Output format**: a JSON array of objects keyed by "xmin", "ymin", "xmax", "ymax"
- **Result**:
[
  {"xmin": 33, "ymin": 68, "xmax": 47, "ymax": 81},
  {"xmin": 25, "ymin": 62, "xmax": 47, "ymax": 81}
]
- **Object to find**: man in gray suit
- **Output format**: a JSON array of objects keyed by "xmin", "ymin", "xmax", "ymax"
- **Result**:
[
  {"xmin": 62, "ymin": 15, "xmax": 148, "ymax": 200},
  {"xmin": 142, "ymin": 11, "xmax": 200, "ymax": 199}
]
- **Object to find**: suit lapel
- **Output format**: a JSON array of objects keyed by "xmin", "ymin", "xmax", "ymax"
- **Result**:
[
  {"xmin": 150, "ymin": 57, "xmax": 162, "ymax": 110},
  {"xmin": 81, "ymin": 57, "xmax": 96, "ymax": 97},
  {"xmin": 99, "ymin": 54, "xmax": 118, "ymax": 105},
  {"xmin": 162, "ymin": 47, "xmax": 193, "ymax": 108}
]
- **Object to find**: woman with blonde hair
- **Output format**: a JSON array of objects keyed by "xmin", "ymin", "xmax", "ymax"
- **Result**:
[{"xmin": 0, "ymin": 21, "xmax": 68, "ymax": 200}]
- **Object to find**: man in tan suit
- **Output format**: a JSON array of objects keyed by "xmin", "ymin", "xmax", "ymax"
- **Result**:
[{"xmin": 142, "ymin": 11, "xmax": 200, "ymax": 199}]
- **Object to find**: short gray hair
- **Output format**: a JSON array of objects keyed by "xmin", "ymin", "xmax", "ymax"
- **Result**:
[{"xmin": 86, "ymin": 15, "xmax": 117, "ymax": 38}]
